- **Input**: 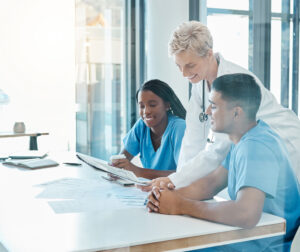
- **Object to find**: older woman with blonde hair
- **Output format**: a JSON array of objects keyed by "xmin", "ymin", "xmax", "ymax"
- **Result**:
[{"xmin": 140, "ymin": 20, "xmax": 300, "ymax": 191}]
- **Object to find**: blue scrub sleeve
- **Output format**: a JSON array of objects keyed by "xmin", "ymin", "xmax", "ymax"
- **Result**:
[
  {"xmin": 171, "ymin": 120, "xmax": 186, "ymax": 166},
  {"xmin": 222, "ymin": 144, "xmax": 233, "ymax": 170},
  {"xmin": 123, "ymin": 119, "xmax": 143, "ymax": 156},
  {"xmin": 234, "ymin": 140, "xmax": 280, "ymax": 199}
]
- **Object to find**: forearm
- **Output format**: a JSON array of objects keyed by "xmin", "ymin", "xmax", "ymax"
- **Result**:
[
  {"xmin": 180, "ymin": 199, "xmax": 261, "ymax": 229},
  {"xmin": 177, "ymin": 177, "xmax": 217, "ymax": 200},
  {"xmin": 171, "ymin": 132, "xmax": 231, "ymax": 188},
  {"xmin": 177, "ymin": 166, "xmax": 227, "ymax": 200}
]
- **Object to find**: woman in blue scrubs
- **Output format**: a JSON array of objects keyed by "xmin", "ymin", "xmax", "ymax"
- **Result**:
[{"xmin": 111, "ymin": 79, "xmax": 186, "ymax": 179}]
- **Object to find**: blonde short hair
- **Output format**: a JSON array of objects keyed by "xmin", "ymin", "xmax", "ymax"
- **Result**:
[{"xmin": 168, "ymin": 21, "xmax": 213, "ymax": 57}]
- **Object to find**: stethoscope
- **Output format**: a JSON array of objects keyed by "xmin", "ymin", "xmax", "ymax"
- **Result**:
[
  {"xmin": 198, "ymin": 80, "xmax": 214, "ymax": 143},
  {"xmin": 199, "ymin": 80, "xmax": 208, "ymax": 123}
]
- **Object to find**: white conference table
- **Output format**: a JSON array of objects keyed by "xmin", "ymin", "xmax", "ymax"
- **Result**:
[{"xmin": 0, "ymin": 152, "xmax": 285, "ymax": 252}]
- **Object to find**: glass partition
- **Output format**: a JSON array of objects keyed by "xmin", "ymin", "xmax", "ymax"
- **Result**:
[
  {"xmin": 207, "ymin": 0, "xmax": 299, "ymax": 114},
  {"xmin": 75, "ymin": 0, "xmax": 125, "ymax": 160}
]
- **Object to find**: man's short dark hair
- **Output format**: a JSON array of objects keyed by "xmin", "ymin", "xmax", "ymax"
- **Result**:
[{"xmin": 212, "ymin": 73, "xmax": 262, "ymax": 121}]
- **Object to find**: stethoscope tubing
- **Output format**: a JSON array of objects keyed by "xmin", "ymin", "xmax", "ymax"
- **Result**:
[{"xmin": 199, "ymin": 80, "xmax": 208, "ymax": 123}]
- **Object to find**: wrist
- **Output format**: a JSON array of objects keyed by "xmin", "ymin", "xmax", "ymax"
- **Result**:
[
  {"xmin": 179, "ymin": 197, "xmax": 198, "ymax": 216},
  {"xmin": 176, "ymin": 194, "xmax": 187, "ymax": 215}
]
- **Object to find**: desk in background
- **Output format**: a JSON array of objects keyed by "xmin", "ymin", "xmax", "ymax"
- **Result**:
[
  {"xmin": 0, "ymin": 132, "xmax": 49, "ymax": 150},
  {"xmin": 0, "ymin": 152, "xmax": 286, "ymax": 252}
]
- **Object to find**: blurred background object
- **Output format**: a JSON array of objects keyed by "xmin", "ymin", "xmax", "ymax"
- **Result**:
[{"xmin": 0, "ymin": 89, "xmax": 9, "ymax": 105}]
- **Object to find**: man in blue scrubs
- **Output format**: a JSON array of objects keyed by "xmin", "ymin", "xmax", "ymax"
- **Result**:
[{"xmin": 147, "ymin": 73, "xmax": 300, "ymax": 251}]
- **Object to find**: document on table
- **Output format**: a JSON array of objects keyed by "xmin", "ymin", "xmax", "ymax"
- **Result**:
[
  {"xmin": 48, "ymin": 199, "xmax": 127, "ymax": 214},
  {"xmin": 35, "ymin": 177, "xmax": 148, "ymax": 214},
  {"xmin": 36, "ymin": 177, "xmax": 109, "ymax": 199},
  {"xmin": 76, "ymin": 153, "xmax": 149, "ymax": 185},
  {"xmin": 3, "ymin": 158, "xmax": 58, "ymax": 169}
]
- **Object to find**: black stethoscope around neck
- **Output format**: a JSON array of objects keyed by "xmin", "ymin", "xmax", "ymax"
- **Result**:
[{"xmin": 199, "ymin": 80, "xmax": 208, "ymax": 123}]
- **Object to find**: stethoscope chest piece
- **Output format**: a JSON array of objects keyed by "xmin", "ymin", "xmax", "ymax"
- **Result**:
[{"xmin": 199, "ymin": 112, "xmax": 208, "ymax": 123}]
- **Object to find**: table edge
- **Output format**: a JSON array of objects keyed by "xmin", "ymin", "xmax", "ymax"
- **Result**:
[{"xmin": 102, "ymin": 221, "xmax": 285, "ymax": 252}]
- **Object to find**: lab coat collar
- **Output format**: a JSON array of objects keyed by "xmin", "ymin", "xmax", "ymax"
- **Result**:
[{"xmin": 215, "ymin": 52, "xmax": 226, "ymax": 78}]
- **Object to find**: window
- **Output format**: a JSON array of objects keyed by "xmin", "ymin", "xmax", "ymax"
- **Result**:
[
  {"xmin": 206, "ymin": 0, "xmax": 299, "ymax": 114},
  {"xmin": 75, "ymin": 0, "xmax": 126, "ymax": 160},
  {"xmin": 0, "ymin": 1, "xmax": 75, "ymax": 153},
  {"xmin": 207, "ymin": 12, "xmax": 249, "ymax": 69}
]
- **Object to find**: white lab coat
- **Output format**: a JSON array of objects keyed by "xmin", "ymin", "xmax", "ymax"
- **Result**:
[{"xmin": 169, "ymin": 53, "xmax": 300, "ymax": 187}]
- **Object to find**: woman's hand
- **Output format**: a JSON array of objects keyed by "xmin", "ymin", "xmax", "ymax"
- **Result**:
[
  {"xmin": 137, "ymin": 177, "xmax": 175, "ymax": 192},
  {"xmin": 111, "ymin": 158, "xmax": 138, "ymax": 173}
]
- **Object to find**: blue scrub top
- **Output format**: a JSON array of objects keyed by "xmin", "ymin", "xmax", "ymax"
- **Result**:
[
  {"xmin": 221, "ymin": 120, "xmax": 300, "ymax": 251},
  {"xmin": 123, "ymin": 114, "xmax": 186, "ymax": 171}
]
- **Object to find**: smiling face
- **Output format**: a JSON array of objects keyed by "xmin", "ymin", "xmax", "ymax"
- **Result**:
[
  {"xmin": 138, "ymin": 90, "xmax": 169, "ymax": 132},
  {"xmin": 206, "ymin": 90, "xmax": 236, "ymax": 133},
  {"xmin": 175, "ymin": 50, "xmax": 212, "ymax": 83}
]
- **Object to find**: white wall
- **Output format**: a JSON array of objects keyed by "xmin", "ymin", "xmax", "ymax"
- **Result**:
[
  {"xmin": 0, "ymin": 0, "xmax": 75, "ymax": 152},
  {"xmin": 145, "ymin": 0, "xmax": 189, "ymax": 107}
]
